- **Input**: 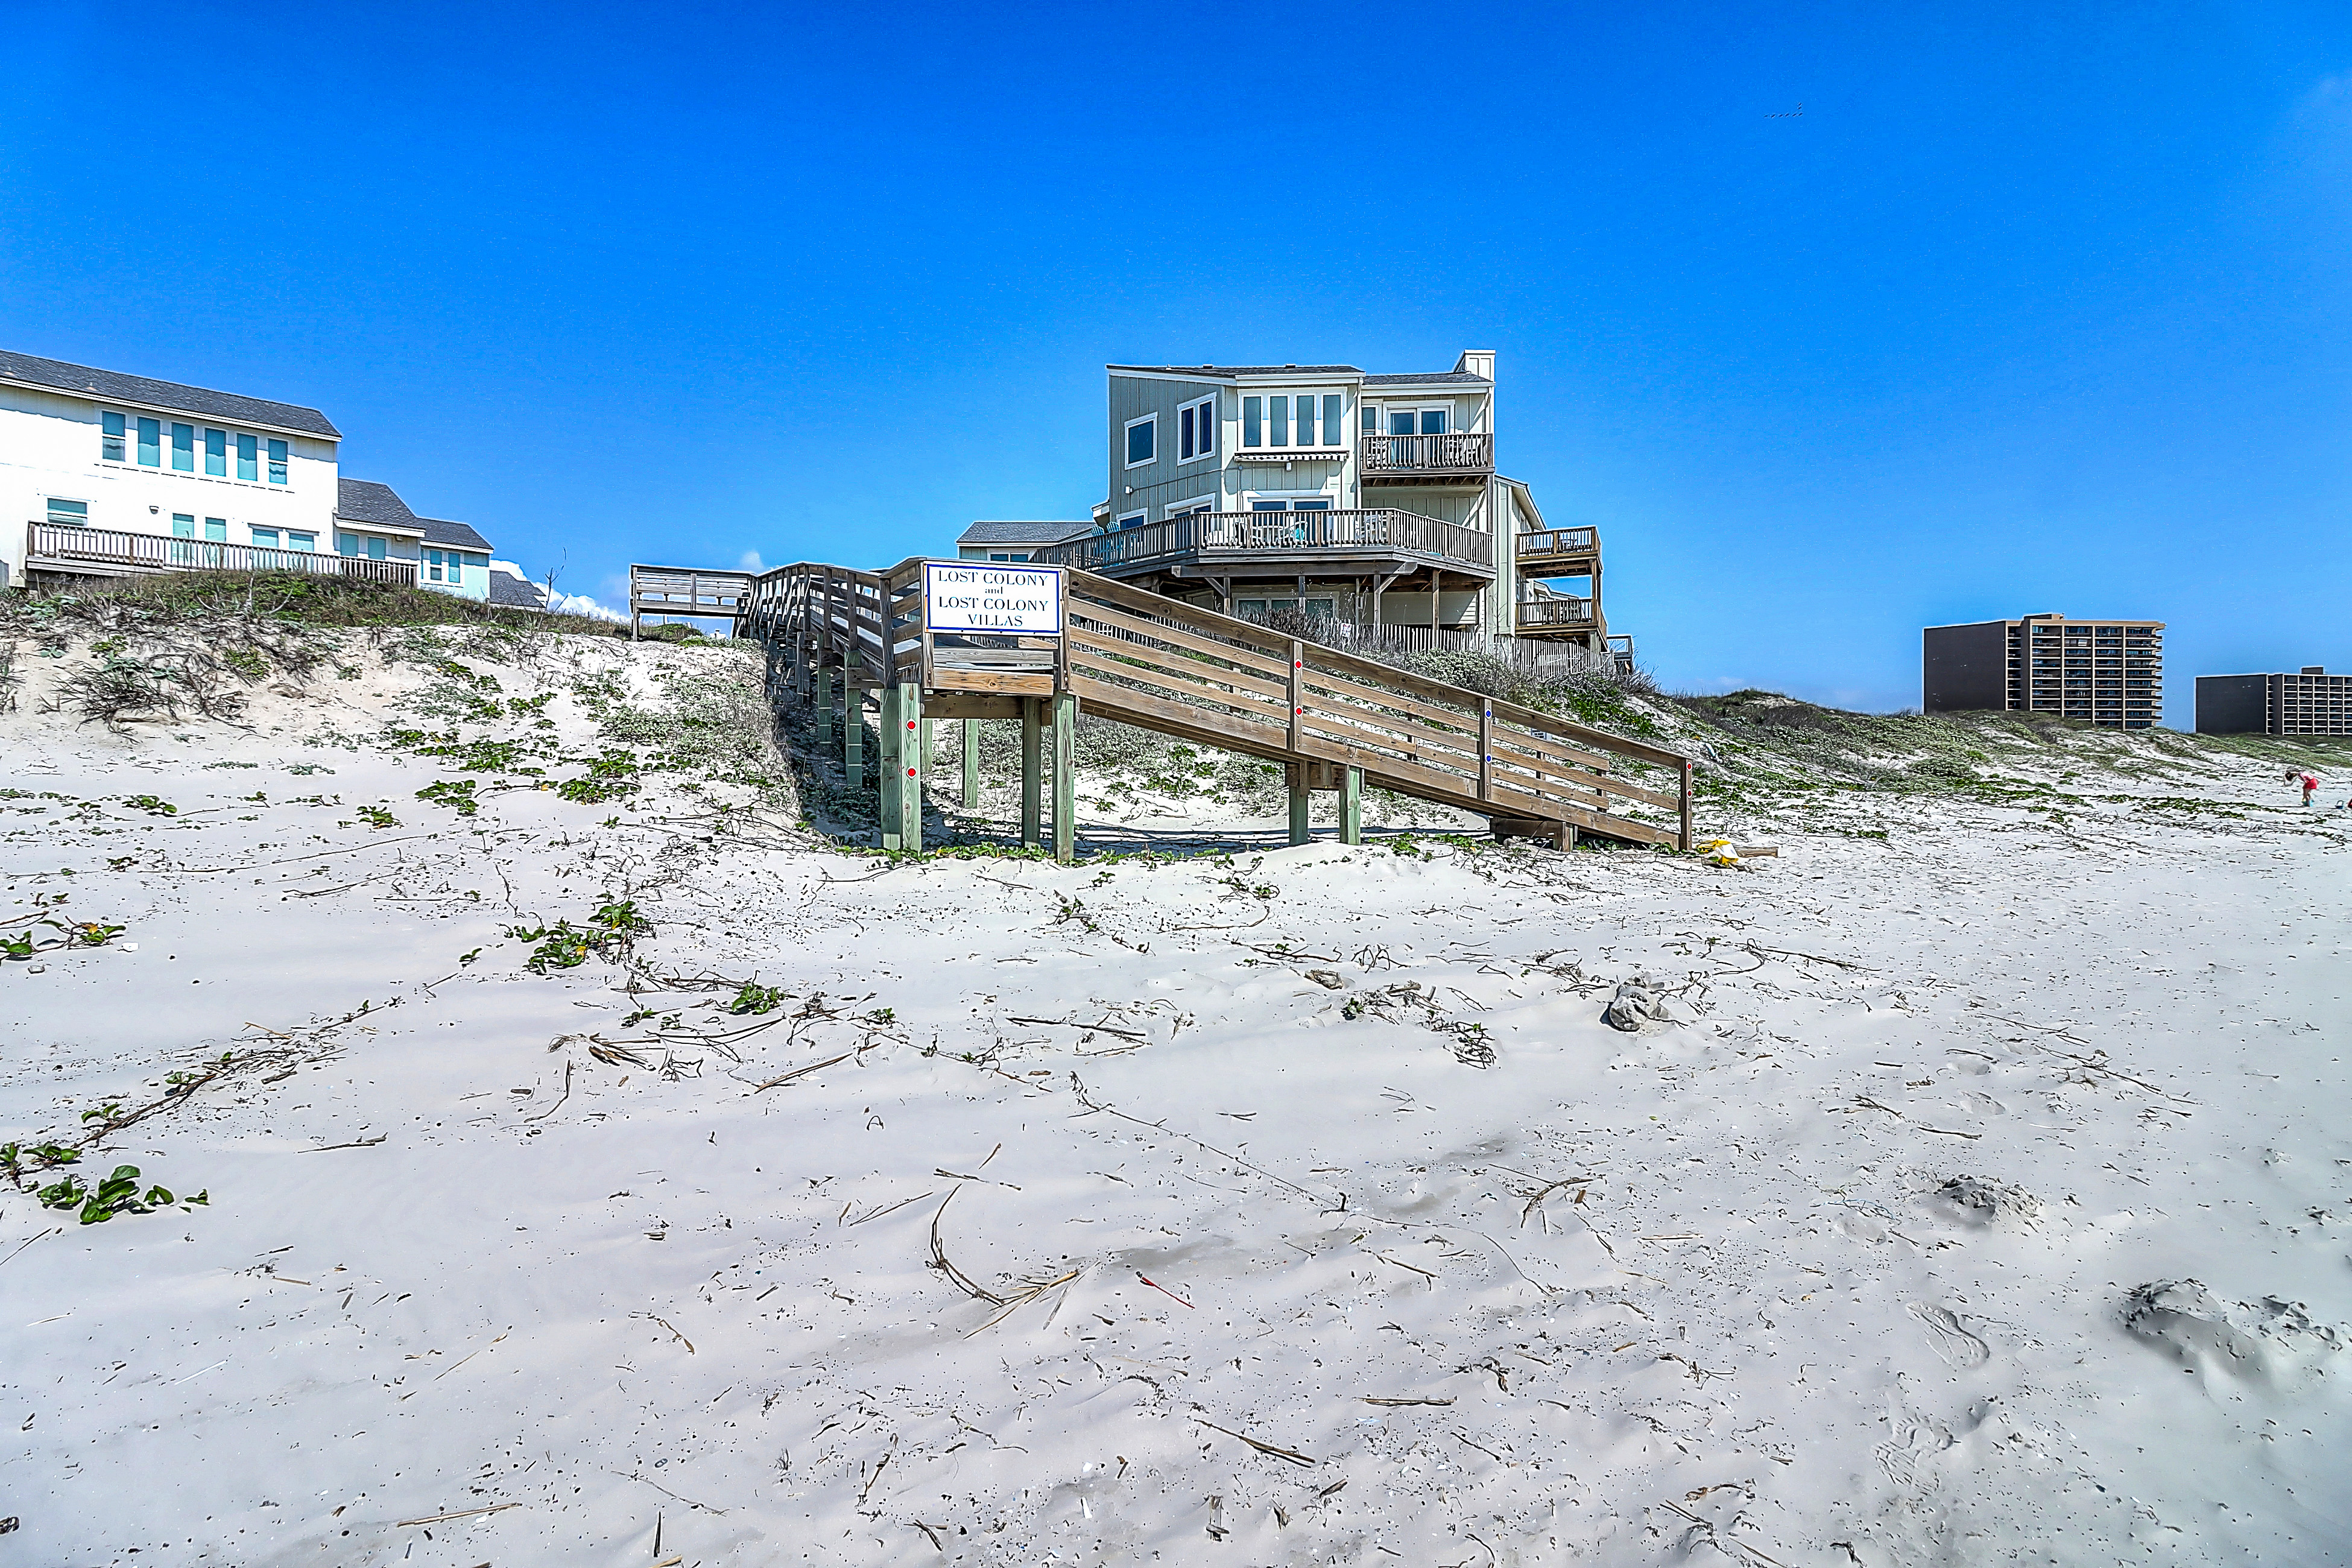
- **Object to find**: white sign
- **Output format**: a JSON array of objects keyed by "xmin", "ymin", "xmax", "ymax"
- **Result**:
[{"xmin": 923, "ymin": 562, "xmax": 1064, "ymax": 635}]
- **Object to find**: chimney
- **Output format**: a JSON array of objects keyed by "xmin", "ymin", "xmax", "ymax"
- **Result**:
[{"xmin": 1454, "ymin": 349, "xmax": 1495, "ymax": 380}]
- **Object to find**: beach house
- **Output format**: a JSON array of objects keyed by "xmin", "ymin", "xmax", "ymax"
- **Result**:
[
  {"xmin": 998, "ymin": 352, "xmax": 1610, "ymax": 660},
  {"xmin": 2, "ymin": 349, "xmax": 499, "ymax": 599}
]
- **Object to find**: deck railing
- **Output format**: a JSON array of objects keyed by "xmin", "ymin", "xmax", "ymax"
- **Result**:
[
  {"xmin": 24, "ymin": 523, "xmax": 419, "ymax": 585},
  {"xmin": 1516, "ymin": 595, "xmax": 1596, "ymax": 628},
  {"xmin": 1033, "ymin": 510, "xmax": 1494, "ymax": 575},
  {"xmin": 1516, "ymin": 526, "xmax": 1598, "ymax": 560},
  {"xmin": 1361, "ymin": 431, "xmax": 1494, "ymax": 475}
]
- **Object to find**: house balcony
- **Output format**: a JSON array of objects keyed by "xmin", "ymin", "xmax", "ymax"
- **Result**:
[
  {"xmin": 1516, "ymin": 526, "xmax": 1599, "ymax": 567},
  {"xmin": 1516, "ymin": 594, "xmax": 1596, "ymax": 634},
  {"xmin": 1033, "ymin": 509, "xmax": 1494, "ymax": 586},
  {"xmin": 23, "ymin": 522, "xmax": 420, "ymax": 587},
  {"xmin": 1359, "ymin": 431, "xmax": 1494, "ymax": 487}
]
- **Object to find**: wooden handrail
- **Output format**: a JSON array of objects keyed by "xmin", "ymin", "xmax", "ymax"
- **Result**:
[{"xmin": 24, "ymin": 522, "xmax": 419, "ymax": 585}]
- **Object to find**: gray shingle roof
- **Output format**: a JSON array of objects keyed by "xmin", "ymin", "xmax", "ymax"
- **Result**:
[
  {"xmin": 417, "ymin": 517, "xmax": 492, "ymax": 551},
  {"xmin": 488, "ymin": 570, "xmax": 546, "ymax": 609},
  {"xmin": 1362, "ymin": 371, "xmax": 1491, "ymax": 386},
  {"xmin": 0, "ymin": 349, "xmax": 342, "ymax": 438},
  {"xmin": 336, "ymin": 479, "xmax": 423, "ymax": 532},
  {"xmin": 958, "ymin": 520, "xmax": 1096, "ymax": 545},
  {"xmin": 1109, "ymin": 364, "xmax": 1362, "ymax": 379}
]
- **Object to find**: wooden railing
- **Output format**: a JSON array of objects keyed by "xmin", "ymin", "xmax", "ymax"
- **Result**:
[
  {"xmin": 742, "ymin": 557, "xmax": 1691, "ymax": 850},
  {"xmin": 628, "ymin": 564, "xmax": 754, "ymax": 637},
  {"xmin": 1031, "ymin": 510, "xmax": 1494, "ymax": 575},
  {"xmin": 1361, "ymin": 431, "xmax": 1494, "ymax": 475},
  {"xmin": 1516, "ymin": 595, "xmax": 1596, "ymax": 628},
  {"xmin": 24, "ymin": 523, "xmax": 419, "ymax": 585},
  {"xmin": 1516, "ymin": 526, "xmax": 1598, "ymax": 560}
]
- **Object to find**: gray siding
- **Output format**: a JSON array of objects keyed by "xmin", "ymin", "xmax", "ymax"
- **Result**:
[
  {"xmin": 2193, "ymin": 675, "xmax": 2267, "ymax": 735},
  {"xmin": 1923, "ymin": 622, "xmax": 2011, "ymax": 713}
]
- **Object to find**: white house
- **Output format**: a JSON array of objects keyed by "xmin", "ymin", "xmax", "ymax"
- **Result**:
[{"xmin": 2, "ymin": 349, "xmax": 502, "ymax": 599}]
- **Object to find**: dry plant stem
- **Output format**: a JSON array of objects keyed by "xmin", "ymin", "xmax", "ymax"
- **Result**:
[
  {"xmin": 751, "ymin": 1051, "xmax": 855, "ymax": 1092},
  {"xmin": 395, "ymin": 1502, "xmax": 522, "ymax": 1526},
  {"xmin": 523, "ymin": 1060, "xmax": 573, "ymax": 1122},
  {"xmin": 1194, "ymin": 1418, "xmax": 1315, "ymax": 1467},
  {"xmin": 1069, "ymin": 1073, "xmax": 1325, "ymax": 1207},
  {"xmin": 928, "ymin": 1190, "xmax": 1005, "ymax": 1305}
]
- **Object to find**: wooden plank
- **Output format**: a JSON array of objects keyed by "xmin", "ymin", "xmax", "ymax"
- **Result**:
[
  {"xmin": 1069, "ymin": 574, "xmax": 1298, "ymax": 665},
  {"xmin": 1066, "ymin": 625, "xmax": 1291, "ymax": 702},
  {"xmin": 931, "ymin": 668, "xmax": 1054, "ymax": 697},
  {"xmin": 1066, "ymin": 648, "xmax": 1288, "ymax": 729},
  {"xmin": 1070, "ymin": 603, "xmax": 1294, "ymax": 686},
  {"xmin": 923, "ymin": 693, "xmax": 1024, "ymax": 719},
  {"xmin": 1066, "ymin": 674, "xmax": 1290, "ymax": 751},
  {"xmin": 1295, "ymin": 663, "xmax": 1479, "ymax": 737},
  {"xmin": 1295, "ymin": 706, "xmax": 1482, "ymax": 774}
]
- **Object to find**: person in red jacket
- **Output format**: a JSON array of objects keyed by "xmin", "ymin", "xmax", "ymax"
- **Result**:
[{"xmin": 2302, "ymin": 773, "xmax": 2319, "ymax": 807}]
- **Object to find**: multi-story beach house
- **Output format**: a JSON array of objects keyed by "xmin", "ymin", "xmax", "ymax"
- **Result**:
[
  {"xmin": 1, "ymin": 349, "xmax": 501, "ymax": 600},
  {"xmin": 979, "ymin": 350, "xmax": 1608, "ymax": 657}
]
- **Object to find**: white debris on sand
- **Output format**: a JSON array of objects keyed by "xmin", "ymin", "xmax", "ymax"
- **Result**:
[{"xmin": 2, "ymin": 628, "xmax": 2349, "ymax": 1566}]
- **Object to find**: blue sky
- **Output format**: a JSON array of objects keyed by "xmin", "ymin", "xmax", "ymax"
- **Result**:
[{"xmin": 5, "ymin": 1, "xmax": 2347, "ymax": 722}]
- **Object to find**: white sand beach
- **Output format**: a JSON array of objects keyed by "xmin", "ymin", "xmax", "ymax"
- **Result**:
[{"xmin": 3, "ymin": 626, "xmax": 2348, "ymax": 1566}]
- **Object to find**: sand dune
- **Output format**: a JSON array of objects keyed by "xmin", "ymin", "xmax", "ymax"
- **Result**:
[{"xmin": 3, "ymin": 626, "xmax": 2348, "ymax": 1565}]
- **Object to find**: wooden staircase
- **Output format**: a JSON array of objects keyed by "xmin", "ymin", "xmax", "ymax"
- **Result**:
[{"xmin": 729, "ymin": 556, "xmax": 1693, "ymax": 859}]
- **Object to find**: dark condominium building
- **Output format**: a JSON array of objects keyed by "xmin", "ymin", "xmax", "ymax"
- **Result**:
[{"xmin": 1923, "ymin": 613, "xmax": 2163, "ymax": 730}]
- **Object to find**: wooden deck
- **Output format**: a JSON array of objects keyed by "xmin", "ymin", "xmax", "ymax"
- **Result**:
[{"xmin": 732, "ymin": 556, "xmax": 1695, "ymax": 859}]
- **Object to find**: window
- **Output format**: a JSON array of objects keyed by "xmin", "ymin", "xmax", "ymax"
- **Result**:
[
  {"xmin": 251, "ymin": 527, "xmax": 281, "ymax": 551},
  {"xmin": 267, "ymin": 439, "xmax": 288, "ymax": 484},
  {"xmin": 286, "ymin": 531, "xmax": 315, "ymax": 552},
  {"xmin": 987, "ymin": 551, "xmax": 1031, "ymax": 563},
  {"xmin": 172, "ymin": 513, "xmax": 196, "ymax": 565},
  {"xmin": 1243, "ymin": 392, "xmax": 1342, "ymax": 448},
  {"xmin": 138, "ymin": 417, "xmax": 161, "ymax": 466},
  {"xmin": 1178, "ymin": 397, "xmax": 1216, "ymax": 461},
  {"xmin": 237, "ymin": 433, "xmax": 258, "ymax": 481},
  {"xmin": 46, "ymin": 498, "xmax": 88, "ymax": 527},
  {"xmin": 171, "ymin": 423, "xmax": 195, "ymax": 472},
  {"xmin": 368, "ymin": 537, "xmax": 387, "ymax": 561},
  {"xmin": 1116, "ymin": 510, "xmax": 1147, "ymax": 531},
  {"xmin": 101, "ymin": 411, "xmax": 125, "ymax": 461},
  {"xmin": 426, "ymin": 549, "xmax": 445, "ymax": 582},
  {"xmin": 1125, "ymin": 414, "xmax": 1155, "ymax": 467},
  {"xmin": 204, "ymin": 428, "xmax": 227, "ymax": 477},
  {"xmin": 203, "ymin": 517, "xmax": 227, "ymax": 543},
  {"xmin": 1165, "ymin": 498, "xmax": 1215, "ymax": 519},
  {"xmin": 1385, "ymin": 407, "xmax": 1449, "ymax": 437}
]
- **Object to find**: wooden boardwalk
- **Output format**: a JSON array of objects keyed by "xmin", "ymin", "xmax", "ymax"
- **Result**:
[{"xmin": 718, "ymin": 556, "xmax": 1693, "ymax": 859}]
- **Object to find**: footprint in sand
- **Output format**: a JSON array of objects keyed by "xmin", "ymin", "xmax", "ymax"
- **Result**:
[
  {"xmin": 1873, "ymin": 1407, "xmax": 1954, "ymax": 1492},
  {"xmin": 1908, "ymin": 1301, "xmax": 1990, "ymax": 1368}
]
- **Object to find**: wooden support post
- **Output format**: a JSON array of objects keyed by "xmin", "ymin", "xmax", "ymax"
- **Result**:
[
  {"xmin": 1050, "ymin": 691, "xmax": 1077, "ymax": 864},
  {"xmin": 894, "ymin": 682, "xmax": 923, "ymax": 853},
  {"xmin": 1020, "ymin": 697, "xmax": 1042, "ymax": 850},
  {"xmin": 1678, "ymin": 757, "xmax": 1693, "ymax": 852},
  {"xmin": 1287, "ymin": 765, "xmax": 1311, "ymax": 847},
  {"xmin": 1478, "ymin": 706, "xmax": 1494, "ymax": 801},
  {"xmin": 919, "ymin": 716, "xmax": 934, "ymax": 783},
  {"xmin": 878, "ymin": 683, "xmax": 903, "ymax": 850},
  {"xmin": 961, "ymin": 717, "xmax": 980, "ymax": 809},
  {"xmin": 1341, "ymin": 765, "xmax": 1362, "ymax": 846},
  {"xmin": 815, "ymin": 665, "xmax": 835, "ymax": 748},
  {"xmin": 1287, "ymin": 639, "xmax": 1304, "ymax": 753},
  {"xmin": 842, "ymin": 682, "xmax": 863, "ymax": 792}
]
